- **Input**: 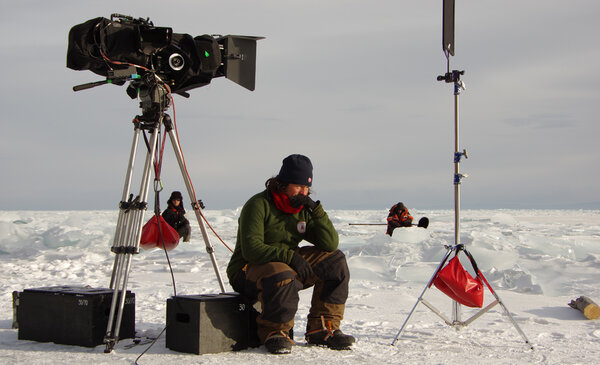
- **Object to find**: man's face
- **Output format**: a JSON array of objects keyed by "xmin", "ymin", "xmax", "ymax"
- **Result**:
[{"xmin": 285, "ymin": 184, "xmax": 309, "ymax": 198}]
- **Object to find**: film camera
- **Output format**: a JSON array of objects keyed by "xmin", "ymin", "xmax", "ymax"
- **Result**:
[
  {"xmin": 67, "ymin": 14, "xmax": 262, "ymax": 95},
  {"xmin": 63, "ymin": 15, "xmax": 263, "ymax": 354}
]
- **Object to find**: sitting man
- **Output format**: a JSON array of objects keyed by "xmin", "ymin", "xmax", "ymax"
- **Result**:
[
  {"xmin": 161, "ymin": 191, "xmax": 191, "ymax": 242},
  {"xmin": 226, "ymin": 154, "xmax": 355, "ymax": 354}
]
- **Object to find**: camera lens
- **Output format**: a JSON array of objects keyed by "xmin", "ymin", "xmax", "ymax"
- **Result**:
[{"xmin": 168, "ymin": 53, "xmax": 185, "ymax": 71}]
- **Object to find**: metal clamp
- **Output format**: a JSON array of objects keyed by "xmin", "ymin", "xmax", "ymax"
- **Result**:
[
  {"xmin": 454, "ymin": 173, "xmax": 468, "ymax": 185},
  {"xmin": 454, "ymin": 149, "xmax": 468, "ymax": 163}
]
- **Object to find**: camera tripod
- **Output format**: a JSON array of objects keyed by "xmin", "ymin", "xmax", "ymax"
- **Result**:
[{"xmin": 102, "ymin": 73, "xmax": 226, "ymax": 353}]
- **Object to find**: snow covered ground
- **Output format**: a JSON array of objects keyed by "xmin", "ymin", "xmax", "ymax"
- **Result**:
[{"xmin": 1, "ymin": 208, "xmax": 599, "ymax": 364}]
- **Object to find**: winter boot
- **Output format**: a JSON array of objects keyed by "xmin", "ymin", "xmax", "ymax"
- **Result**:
[
  {"xmin": 264, "ymin": 330, "xmax": 294, "ymax": 354},
  {"xmin": 306, "ymin": 315, "xmax": 355, "ymax": 350},
  {"xmin": 306, "ymin": 329, "xmax": 355, "ymax": 350}
]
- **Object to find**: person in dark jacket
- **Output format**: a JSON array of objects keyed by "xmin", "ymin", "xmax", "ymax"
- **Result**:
[
  {"xmin": 162, "ymin": 191, "xmax": 191, "ymax": 242},
  {"xmin": 226, "ymin": 154, "xmax": 355, "ymax": 354},
  {"xmin": 386, "ymin": 202, "xmax": 413, "ymax": 236}
]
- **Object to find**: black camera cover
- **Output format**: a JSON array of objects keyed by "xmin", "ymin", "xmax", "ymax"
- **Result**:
[{"xmin": 67, "ymin": 17, "xmax": 221, "ymax": 94}]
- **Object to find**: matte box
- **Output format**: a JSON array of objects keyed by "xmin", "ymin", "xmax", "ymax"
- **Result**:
[
  {"xmin": 166, "ymin": 293, "xmax": 251, "ymax": 354},
  {"xmin": 16, "ymin": 286, "xmax": 135, "ymax": 347}
]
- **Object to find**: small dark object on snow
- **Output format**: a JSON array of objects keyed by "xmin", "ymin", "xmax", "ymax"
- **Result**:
[
  {"xmin": 417, "ymin": 217, "xmax": 429, "ymax": 229},
  {"xmin": 569, "ymin": 296, "xmax": 600, "ymax": 320}
]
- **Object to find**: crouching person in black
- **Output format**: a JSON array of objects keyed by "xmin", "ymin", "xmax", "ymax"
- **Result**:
[
  {"xmin": 226, "ymin": 154, "xmax": 355, "ymax": 354},
  {"xmin": 386, "ymin": 202, "xmax": 413, "ymax": 236},
  {"xmin": 162, "ymin": 191, "xmax": 191, "ymax": 242}
]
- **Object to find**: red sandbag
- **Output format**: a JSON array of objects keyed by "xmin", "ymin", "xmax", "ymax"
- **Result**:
[
  {"xmin": 433, "ymin": 256, "xmax": 484, "ymax": 308},
  {"xmin": 140, "ymin": 215, "xmax": 180, "ymax": 251}
]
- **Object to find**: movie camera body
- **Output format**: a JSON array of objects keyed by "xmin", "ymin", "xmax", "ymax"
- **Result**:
[{"xmin": 67, "ymin": 14, "xmax": 262, "ymax": 95}]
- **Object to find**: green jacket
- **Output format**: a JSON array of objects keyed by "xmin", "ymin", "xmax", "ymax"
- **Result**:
[{"xmin": 226, "ymin": 190, "xmax": 339, "ymax": 281}]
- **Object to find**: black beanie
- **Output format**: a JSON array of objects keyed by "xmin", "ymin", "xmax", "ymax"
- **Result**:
[
  {"xmin": 276, "ymin": 154, "xmax": 313, "ymax": 186},
  {"xmin": 169, "ymin": 191, "xmax": 183, "ymax": 201}
]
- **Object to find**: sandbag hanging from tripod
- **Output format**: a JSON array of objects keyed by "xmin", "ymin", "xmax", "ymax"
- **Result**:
[
  {"xmin": 431, "ymin": 252, "xmax": 484, "ymax": 308},
  {"xmin": 140, "ymin": 215, "xmax": 180, "ymax": 251}
]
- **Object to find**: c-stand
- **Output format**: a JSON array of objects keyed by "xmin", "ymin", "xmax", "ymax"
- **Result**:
[
  {"xmin": 391, "ymin": 1, "xmax": 532, "ymax": 349},
  {"xmin": 86, "ymin": 72, "xmax": 226, "ymax": 353}
]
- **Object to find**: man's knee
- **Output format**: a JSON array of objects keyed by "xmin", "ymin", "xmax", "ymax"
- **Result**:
[
  {"xmin": 242, "ymin": 262, "xmax": 302, "ymax": 323},
  {"xmin": 312, "ymin": 250, "xmax": 350, "ymax": 304},
  {"xmin": 260, "ymin": 269, "xmax": 300, "ymax": 323}
]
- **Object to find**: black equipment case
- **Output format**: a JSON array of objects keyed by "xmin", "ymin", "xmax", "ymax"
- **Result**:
[
  {"xmin": 15, "ymin": 286, "xmax": 135, "ymax": 347},
  {"xmin": 166, "ymin": 293, "xmax": 253, "ymax": 354}
]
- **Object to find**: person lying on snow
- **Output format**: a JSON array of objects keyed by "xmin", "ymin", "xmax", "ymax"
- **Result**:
[
  {"xmin": 386, "ymin": 202, "xmax": 413, "ymax": 236},
  {"xmin": 161, "ymin": 191, "xmax": 191, "ymax": 242},
  {"xmin": 226, "ymin": 154, "xmax": 355, "ymax": 354}
]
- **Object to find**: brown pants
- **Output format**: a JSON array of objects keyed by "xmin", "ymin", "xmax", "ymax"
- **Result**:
[{"xmin": 230, "ymin": 246, "xmax": 350, "ymax": 343}]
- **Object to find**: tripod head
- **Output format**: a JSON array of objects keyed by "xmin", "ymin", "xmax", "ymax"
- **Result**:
[
  {"xmin": 126, "ymin": 71, "xmax": 171, "ymax": 120},
  {"xmin": 72, "ymin": 63, "xmax": 170, "ymax": 121}
]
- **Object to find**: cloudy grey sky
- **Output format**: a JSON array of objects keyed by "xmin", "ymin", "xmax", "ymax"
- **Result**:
[{"xmin": 1, "ymin": 1, "xmax": 598, "ymax": 210}]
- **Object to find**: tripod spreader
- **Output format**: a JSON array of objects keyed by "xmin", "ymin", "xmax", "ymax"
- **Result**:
[
  {"xmin": 191, "ymin": 200, "xmax": 206, "ymax": 210},
  {"xmin": 118, "ymin": 194, "xmax": 148, "ymax": 211}
]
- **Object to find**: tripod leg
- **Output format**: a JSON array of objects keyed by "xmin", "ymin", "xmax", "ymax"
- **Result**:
[
  {"xmin": 483, "ymin": 277, "xmax": 534, "ymax": 349},
  {"xmin": 497, "ymin": 297, "xmax": 534, "ymax": 349},
  {"xmin": 456, "ymin": 268, "xmax": 534, "ymax": 349},
  {"xmin": 105, "ymin": 121, "xmax": 161, "ymax": 352},
  {"xmin": 391, "ymin": 247, "xmax": 454, "ymax": 345},
  {"xmin": 106, "ymin": 126, "xmax": 143, "ymax": 350},
  {"xmin": 110, "ymin": 125, "xmax": 142, "ymax": 288},
  {"xmin": 164, "ymin": 116, "xmax": 227, "ymax": 292}
]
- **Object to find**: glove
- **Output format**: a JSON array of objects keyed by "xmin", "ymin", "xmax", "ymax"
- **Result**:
[
  {"xmin": 289, "ymin": 252, "xmax": 314, "ymax": 281},
  {"xmin": 289, "ymin": 195, "xmax": 318, "ymax": 211}
]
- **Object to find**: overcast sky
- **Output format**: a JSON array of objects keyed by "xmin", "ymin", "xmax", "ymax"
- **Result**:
[{"xmin": 1, "ymin": 1, "xmax": 599, "ymax": 210}]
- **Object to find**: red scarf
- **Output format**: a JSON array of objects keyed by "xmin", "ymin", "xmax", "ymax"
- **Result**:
[{"xmin": 271, "ymin": 191, "xmax": 302, "ymax": 214}]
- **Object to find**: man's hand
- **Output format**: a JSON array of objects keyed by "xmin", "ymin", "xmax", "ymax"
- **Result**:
[
  {"xmin": 289, "ymin": 252, "xmax": 314, "ymax": 281},
  {"xmin": 289, "ymin": 195, "xmax": 318, "ymax": 211}
]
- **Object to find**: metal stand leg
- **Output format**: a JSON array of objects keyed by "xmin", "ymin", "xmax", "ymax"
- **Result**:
[
  {"xmin": 479, "ymin": 274, "xmax": 534, "ymax": 349},
  {"xmin": 164, "ymin": 116, "xmax": 226, "ymax": 292},
  {"xmin": 109, "ymin": 125, "xmax": 140, "ymax": 289},
  {"xmin": 391, "ymin": 246, "xmax": 454, "ymax": 345},
  {"xmin": 105, "ymin": 119, "xmax": 160, "ymax": 352}
]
